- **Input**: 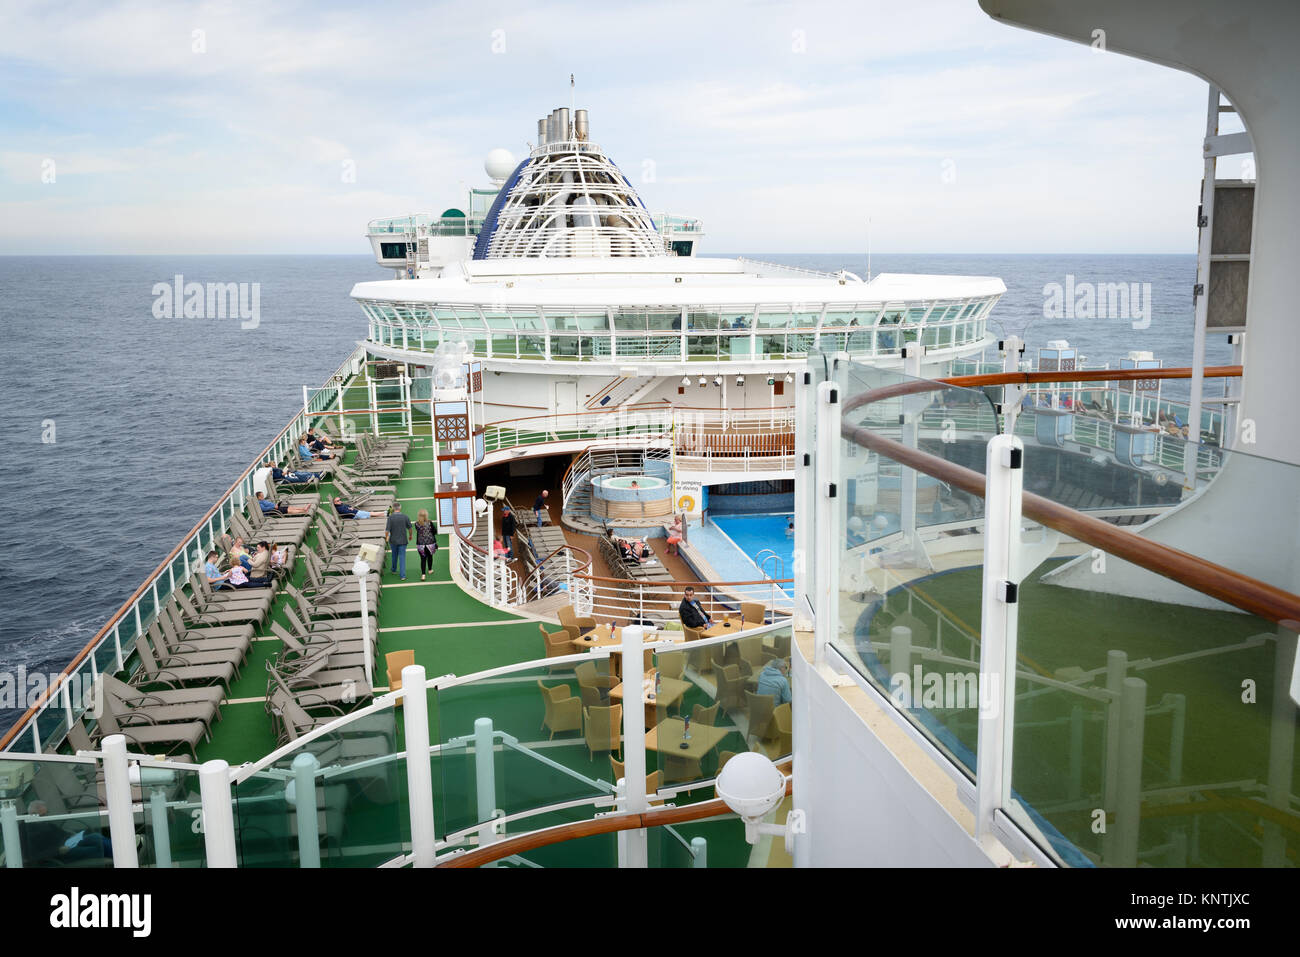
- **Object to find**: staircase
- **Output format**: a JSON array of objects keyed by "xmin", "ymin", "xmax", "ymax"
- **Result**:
[{"xmin": 584, "ymin": 376, "xmax": 665, "ymax": 411}]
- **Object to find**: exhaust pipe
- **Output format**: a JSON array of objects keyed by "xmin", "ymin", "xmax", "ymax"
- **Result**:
[{"xmin": 574, "ymin": 109, "xmax": 589, "ymax": 142}]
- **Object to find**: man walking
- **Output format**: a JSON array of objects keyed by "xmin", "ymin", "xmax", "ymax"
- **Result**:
[
  {"xmin": 385, "ymin": 503, "xmax": 414, "ymax": 581},
  {"xmin": 533, "ymin": 489, "xmax": 549, "ymax": 528}
]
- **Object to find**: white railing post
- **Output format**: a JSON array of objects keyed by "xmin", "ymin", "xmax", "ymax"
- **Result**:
[
  {"xmin": 0, "ymin": 800, "xmax": 22, "ymax": 868},
  {"xmin": 690, "ymin": 835, "xmax": 708, "ymax": 868},
  {"xmin": 1000, "ymin": 334, "xmax": 1025, "ymax": 434},
  {"xmin": 475, "ymin": 717, "xmax": 499, "ymax": 853},
  {"xmin": 291, "ymin": 752, "xmax": 322, "ymax": 868},
  {"xmin": 812, "ymin": 380, "xmax": 842, "ymax": 672},
  {"xmin": 402, "ymin": 665, "xmax": 437, "ymax": 867},
  {"xmin": 198, "ymin": 758, "xmax": 238, "ymax": 867},
  {"xmin": 101, "ymin": 734, "xmax": 138, "ymax": 868},
  {"xmin": 973, "ymin": 433, "xmax": 1023, "ymax": 849},
  {"xmin": 1112, "ymin": 676, "xmax": 1148, "ymax": 866},
  {"xmin": 620, "ymin": 626, "xmax": 649, "ymax": 868}
]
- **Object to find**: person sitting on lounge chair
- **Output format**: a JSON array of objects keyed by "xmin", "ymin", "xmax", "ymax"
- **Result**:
[
  {"xmin": 227, "ymin": 537, "xmax": 253, "ymax": 571},
  {"xmin": 270, "ymin": 543, "xmax": 288, "ymax": 571},
  {"xmin": 255, "ymin": 491, "xmax": 311, "ymax": 515},
  {"xmin": 333, "ymin": 496, "xmax": 372, "ymax": 520},
  {"xmin": 299, "ymin": 434, "xmax": 334, "ymax": 462},
  {"xmin": 264, "ymin": 460, "xmax": 321, "ymax": 484},
  {"xmin": 306, "ymin": 428, "xmax": 340, "ymax": 453},
  {"xmin": 205, "ymin": 550, "xmax": 233, "ymax": 590},
  {"xmin": 245, "ymin": 541, "xmax": 279, "ymax": 582}
]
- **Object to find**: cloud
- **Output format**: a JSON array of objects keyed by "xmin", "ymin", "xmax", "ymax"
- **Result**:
[{"xmin": 0, "ymin": 0, "xmax": 1210, "ymax": 254}]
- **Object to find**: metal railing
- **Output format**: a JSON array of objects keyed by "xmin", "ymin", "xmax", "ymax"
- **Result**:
[{"xmin": 0, "ymin": 346, "xmax": 369, "ymax": 754}]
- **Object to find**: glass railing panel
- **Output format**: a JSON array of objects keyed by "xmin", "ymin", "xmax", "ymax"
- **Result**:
[
  {"xmin": 0, "ymin": 755, "xmax": 111, "ymax": 868},
  {"xmin": 653, "ymin": 626, "xmax": 789, "ymax": 793},
  {"xmin": 134, "ymin": 761, "xmax": 206, "ymax": 868},
  {"xmin": 1005, "ymin": 589, "xmax": 1297, "ymax": 867},
  {"xmin": 510, "ymin": 829, "xmax": 618, "ymax": 867},
  {"xmin": 313, "ymin": 709, "xmax": 406, "ymax": 867},
  {"xmin": 833, "ymin": 363, "xmax": 1000, "ymax": 781},
  {"xmin": 435, "ymin": 659, "xmax": 616, "ymax": 843},
  {"xmin": 232, "ymin": 767, "xmax": 298, "ymax": 867}
]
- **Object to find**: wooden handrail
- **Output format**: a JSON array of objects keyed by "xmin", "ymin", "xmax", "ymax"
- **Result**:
[
  {"xmin": 842, "ymin": 365, "xmax": 1243, "ymax": 416},
  {"xmin": 842, "ymin": 420, "xmax": 1300, "ymax": 628},
  {"xmin": 573, "ymin": 572, "xmax": 794, "ymax": 588},
  {"xmin": 437, "ymin": 777, "xmax": 793, "ymax": 868}
]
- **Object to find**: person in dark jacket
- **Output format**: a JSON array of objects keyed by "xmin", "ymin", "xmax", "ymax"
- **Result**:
[
  {"xmin": 500, "ymin": 508, "xmax": 517, "ymax": 560},
  {"xmin": 386, "ymin": 503, "xmax": 413, "ymax": 580},
  {"xmin": 678, "ymin": 586, "xmax": 711, "ymax": 630}
]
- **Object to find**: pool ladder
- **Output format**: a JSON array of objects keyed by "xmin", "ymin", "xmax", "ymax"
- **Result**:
[{"xmin": 757, "ymin": 549, "xmax": 785, "ymax": 581}]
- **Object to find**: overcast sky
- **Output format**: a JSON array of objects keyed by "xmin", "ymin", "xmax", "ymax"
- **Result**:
[{"xmin": 0, "ymin": 0, "xmax": 1232, "ymax": 255}]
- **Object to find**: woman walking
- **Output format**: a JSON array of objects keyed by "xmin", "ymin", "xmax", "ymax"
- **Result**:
[{"xmin": 415, "ymin": 508, "xmax": 439, "ymax": 582}]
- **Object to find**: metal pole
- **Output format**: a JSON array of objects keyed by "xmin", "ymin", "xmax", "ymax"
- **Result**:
[
  {"xmin": 402, "ymin": 664, "xmax": 437, "ymax": 867},
  {"xmin": 485, "ymin": 504, "xmax": 496, "ymax": 605},
  {"xmin": 812, "ymin": 379, "xmax": 841, "ymax": 672},
  {"xmin": 292, "ymin": 752, "xmax": 321, "ymax": 868},
  {"xmin": 1101, "ymin": 649, "xmax": 1127, "ymax": 860},
  {"xmin": 1001, "ymin": 335, "xmax": 1024, "ymax": 434},
  {"xmin": 1112, "ymin": 676, "xmax": 1148, "ymax": 867},
  {"xmin": 101, "ymin": 734, "xmax": 139, "ymax": 868},
  {"xmin": 620, "ymin": 625, "xmax": 649, "ymax": 868},
  {"xmin": 198, "ymin": 759, "xmax": 237, "ymax": 867},
  {"xmin": 691, "ymin": 835, "xmax": 708, "ymax": 868},
  {"xmin": 0, "ymin": 801, "xmax": 22, "ymax": 868},
  {"xmin": 475, "ymin": 718, "xmax": 498, "ymax": 852},
  {"xmin": 148, "ymin": 786, "xmax": 172, "ymax": 869},
  {"xmin": 1185, "ymin": 84, "xmax": 1219, "ymax": 483},
  {"xmin": 973, "ymin": 433, "xmax": 1023, "ymax": 848},
  {"xmin": 900, "ymin": 345, "xmax": 923, "ymax": 555},
  {"xmin": 358, "ymin": 564, "xmax": 373, "ymax": 691}
]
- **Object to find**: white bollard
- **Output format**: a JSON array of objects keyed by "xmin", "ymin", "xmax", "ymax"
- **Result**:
[
  {"xmin": 690, "ymin": 836, "xmax": 708, "ymax": 868},
  {"xmin": 474, "ymin": 718, "xmax": 497, "ymax": 849},
  {"xmin": 291, "ymin": 753, "xmax": 321, "ymax": 868},
  {"xmin": 148, "ymin": 787, "xmax": 171, "ymax": 869},
  {"xmin": 1112, "ymin": 676, "xmax": 1147, "ymax": 867},
  {"xmin": 198, "ymin": 759, "xmax": 238, "ymax": 868},
  {"xmin": 402, "ymin": 665, "xmax": 437, "ymax": 867},
  {"xmin": 620, "ymin": 626, "xmax": 648, "ymax": 868},
  {"xmin": 0, "ymin": 800, "xmax": 22, "ymax": 868},
  {"xmin": 101, "ymin": 735, "xmax": 138, "ymax": 868}
]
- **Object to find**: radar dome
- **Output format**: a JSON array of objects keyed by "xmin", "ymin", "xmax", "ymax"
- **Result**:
[{"xmin": 485, "ymin": 148, "xmax": 516, "ymax": 183}]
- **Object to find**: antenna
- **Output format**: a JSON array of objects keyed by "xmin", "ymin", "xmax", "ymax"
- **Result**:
[
  {"xmin": 866, "ymin": 217, "xmax": 872, "ymax": 281},
  {"xmin": 570, "ymin": 73, "xmax": 575, "ymax": 116}
]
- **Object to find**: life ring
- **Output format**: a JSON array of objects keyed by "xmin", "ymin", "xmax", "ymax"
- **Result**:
[{"xmin": 677, "ymin": 494, "xmax": 695, "ymax": 512}]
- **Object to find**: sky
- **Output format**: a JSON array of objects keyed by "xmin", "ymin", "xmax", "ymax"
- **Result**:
[{"xmin": 0, "ymin": 0, "xmax": 1236, "ymax": 255}]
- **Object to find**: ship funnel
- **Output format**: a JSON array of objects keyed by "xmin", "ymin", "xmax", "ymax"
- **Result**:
[
  {"xmin": 550, "ymin": 109, "xmax": 561, "ymax": 141},
  {"xmin": 574, "ymin": 109, "xmax": 589, "ymax": 142},
  {"xmin": 556, "ymin": 108, "xmax": 571, "ymax": 143},
  {"xmin": 538, "ymin": 117, "xmax": 549, "ymax": 146}
]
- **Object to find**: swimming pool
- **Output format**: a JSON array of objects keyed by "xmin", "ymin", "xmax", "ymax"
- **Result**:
[{"xmin": 709, "ymin": 513, "xmax": 795, "ymax": 586}]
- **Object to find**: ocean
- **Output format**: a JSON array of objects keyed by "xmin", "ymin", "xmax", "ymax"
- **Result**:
[{"xmin": 0, "ymin": 252, "xmax": 1218, "ymax": 735}]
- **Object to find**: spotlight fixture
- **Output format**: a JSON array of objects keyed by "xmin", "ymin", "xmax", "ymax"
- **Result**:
[
  {"xmin": 699, "ymin": 375, "xmax": 707, "ymax": 388},
  {"xmin": 681, "ymin": 375, "xmax": 691, "ymax": 387},
  {"xmin": 713, "ymin": 375, "xmax": 723, "ymax": 387},
  {"xmin": 736, "ymin": 375, "xmax": 745, "ymax": 387},
  {"xmin": 784, "ymin": 373, "xmax": 794, "ymax": 384}
]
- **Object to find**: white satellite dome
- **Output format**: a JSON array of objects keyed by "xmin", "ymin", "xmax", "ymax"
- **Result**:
[{"xmin": 484, "ymin": 148, "xmax": 516, "ymax": 183}]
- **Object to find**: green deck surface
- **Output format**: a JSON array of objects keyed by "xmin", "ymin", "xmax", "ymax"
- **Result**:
[{"xmin": 185, "ymin": 421, "xmax": 751, "ymax": 866}]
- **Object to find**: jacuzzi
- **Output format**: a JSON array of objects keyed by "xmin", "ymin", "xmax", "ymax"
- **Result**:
[{"xmin": 591, "ymin": 474, "xmax": 672, "ymax": 520}]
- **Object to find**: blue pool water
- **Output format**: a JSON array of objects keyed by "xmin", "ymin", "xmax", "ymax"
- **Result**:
[{"xmin": 710, "ymin": 513, "xmax": 795, "ymax": 586}]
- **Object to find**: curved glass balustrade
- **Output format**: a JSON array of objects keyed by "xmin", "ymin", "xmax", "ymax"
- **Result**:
[
  {"xmin": 820, "ymin": 356, "xmax": 1300, "ymax": 868},
  {"xmin": 358, "ymin": 297, "xmax": 996, "ymax": 363}
]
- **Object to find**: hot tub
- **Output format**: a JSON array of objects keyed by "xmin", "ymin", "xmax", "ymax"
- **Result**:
[{"xmin": 592, "ymin": 474, "xmax": 672, "ymax": 520}]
